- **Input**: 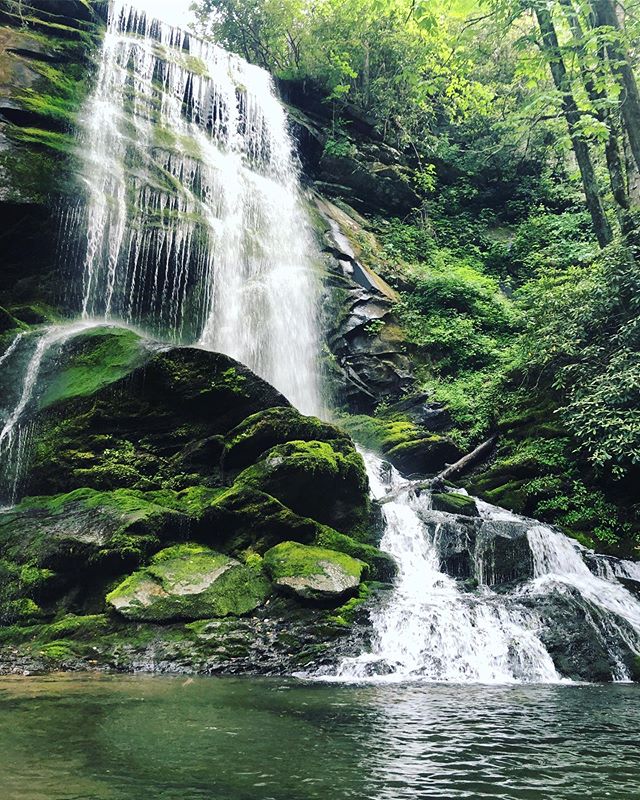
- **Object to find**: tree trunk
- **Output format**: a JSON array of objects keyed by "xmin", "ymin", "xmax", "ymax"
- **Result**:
[
  {"xmin": 559, "ymin": 0, "xmax": 629, "ymax": 210},
  {"xmin": 591, "ymin": 0, "xmax": 640, "ymax": 175},
  {"xmin": 534, "ymin": 1, "xmax": 613, "ymax": 246}
]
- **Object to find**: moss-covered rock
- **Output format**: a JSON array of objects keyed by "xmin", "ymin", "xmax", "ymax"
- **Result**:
[
  {"xmin": 431, "ymin": 492, "xmax": 479, "ymax": 517},
  {"xmin": 235, "ymin": 439, "xmax": 369, "ymax": 536},
  {"xmin": 223, "ymin": 407, "xmax": 349, "ymax": 473},
  {"xmin": 106, "ymin": 543, "xmax": 271, "ymax": 622},
  {"xmin": 199, "ymin": 484, "xmax": 324, "ymax": 553},
  {"xmin": 0, "ymin": 488, "xmax": 188, "ymax": 581},
  {"xmin": 263, "ymin": 541, "xmax": 365, "ymax": 603},
  {"xmin": 314, "ymin": 528, "xmax": 395, "ymax": 581},
  {"xmin": 385, "ymin": 435, "xmax": 460, "ymax": 476},
  {"xmin": 22, "ymin": 328, "xmax": 290, "ymax": 495}
]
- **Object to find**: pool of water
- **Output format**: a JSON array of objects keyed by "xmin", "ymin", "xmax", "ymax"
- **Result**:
[{"xmin": 1, "ymin": 674, "xmax": 639, "ymax": 799}]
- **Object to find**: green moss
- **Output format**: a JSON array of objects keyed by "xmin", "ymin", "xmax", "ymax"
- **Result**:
[
  {"xmin": 107, "ymin": 543, "xmax": 271, "ymax": 622},
  {"xmin": 40, "ymin": 328, "xmax": 146, "ymax": 408},
  {"xmin": 264, "ymin": 541, "xmax": 365, "ymax": 581},
  {"xmin": 314, "ymin": 528, "xmax": 395, "ymax": 581},
  {"xmin": 327, "ymin": 583, "xmax": 373, "ymax": 626},
  {"xmin": 203, "ymin": 484, "xmax": 324, "ymax": 553},
  {"xmin": 337, "ymin": 412, "xmax": 418, "ymax": 453},
  {"xmin": 9, "ymin": 125, "xmax": 77, "ymax": 154},
  {"xmin": 183, "ymin": 55, "xmax": 209, "ymax": 77},
  {"xmin": 431, "ymin": 492, "xmax": 478, "ymax": 516},
  {"xmin": 234, "ymin": 439, "xmax": 369, "ymax": 535},
  {"xmin": 3, "ymin": 487, "xmax": 188, "ymax": 577},
  {"xmin": 224, "ymin": 407, "xmax": 347, "ymax": 471}
]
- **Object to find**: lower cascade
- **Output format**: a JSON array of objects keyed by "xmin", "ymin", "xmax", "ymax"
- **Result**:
[{"xmin": 332, "ymin": 451, "xmax": 640, "ymax": 683}]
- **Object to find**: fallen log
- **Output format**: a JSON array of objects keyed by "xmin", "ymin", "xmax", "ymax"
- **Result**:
[
  {"xmin": 436, "ymin": 434, "xmax": 497, "ymax": 482},
  {"xmin": 378, "ymin": 435, "xmax": 497, "ymax": 503}
]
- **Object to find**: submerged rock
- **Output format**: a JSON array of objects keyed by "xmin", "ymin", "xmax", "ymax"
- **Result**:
[
  {"xmin": 264, "ymin": 541, "xmax": 366, "ymax": 603},
  {"xmin": 106, "ymin": 544, "xmax": 271, "ymax": 622}
]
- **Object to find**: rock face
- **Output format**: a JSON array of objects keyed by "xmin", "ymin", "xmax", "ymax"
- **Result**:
[
  {"xmin": 264, "ymin": 542, "xmax": 365, "ymax": 603},
  {"xmin": 522, "ymin": 586, "xmax": 640, "ymax": 682},
  {"xmin": 317, "ymin": 199, "xmax": 416, "ymax": 412},
  {"xmin": 0, "ymin": 324, "xmax": 390, "ymax": 674},
  {"xmin": 280, "ymin": 79, "xmax": 420, "ymax": 217},
  {"xmin": 107, "ymin": 544, "xmax": 271, "ymax": 622},
  {"xmin": 0, "ymin": 1, "xmax": 106, "ymax": 311}
]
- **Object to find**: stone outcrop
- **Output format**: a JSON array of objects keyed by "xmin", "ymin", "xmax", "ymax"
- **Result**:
[
  {"xmin": 264, "ymin": 541, "xmax": 366, "ymax": 603},
  {"xmin": 0, "ymin": 324, "xmax": 390, "ymax": 673}
]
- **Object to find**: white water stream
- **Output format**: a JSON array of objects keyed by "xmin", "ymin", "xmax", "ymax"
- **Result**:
[
  {"xmin": 1, "ymin": 1, "xmax": 322, "ymax": 500},
  {"xmin": 76, "ymin": 1, "xmax": 322, "ymax": 415},
  {"xmin": 333, "ymin": 452, "xmax": 640, "ymax": 683}
]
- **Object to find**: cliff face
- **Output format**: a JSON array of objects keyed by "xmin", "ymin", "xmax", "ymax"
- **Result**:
[{"xmin": 0, "ymin": 0, "xmax": 107, "ymax": 316}]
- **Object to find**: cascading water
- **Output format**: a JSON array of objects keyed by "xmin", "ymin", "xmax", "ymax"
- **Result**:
[
  {"xmin": 333, "ymin": 451, "xmax": 640, "ymax": 683},
  {"xmin": 0, "ymin": 1, "xmax": 322, "ymax": 501},
  {"xmin": 76, "ymin": 1, "xmax": 322, "ymax": 415},
  {"xmin": 334, "ymin": 452, "xmax": 561, "ymax": 683}
]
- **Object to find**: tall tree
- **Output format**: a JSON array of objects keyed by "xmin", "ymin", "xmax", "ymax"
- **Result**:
[
  {"xmin": 531, "ymin": 0, "xmax": 613, "ymax": 246},
  {"xmin": 558, "ymin": 0, "xmax": 629, "ymax": 211},
  {"xmin": 591, "ymin": 0, "xmax": 640, "ymax": 175}
]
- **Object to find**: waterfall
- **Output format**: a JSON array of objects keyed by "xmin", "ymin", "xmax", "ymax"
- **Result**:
[
  {"xmin": 75, "ymin": 0, "xmax": 322, "ymax": 415},
  {"xmin": 334, "ymin": 451, "xmax": 561, "ymax": 683},
  {"xmin": 0, "ymin": 1, "xmax": 323, "ymax": 501},
  {"xmin": 333, "ymin": 451, "xmax": 640, "ymax": 684}
]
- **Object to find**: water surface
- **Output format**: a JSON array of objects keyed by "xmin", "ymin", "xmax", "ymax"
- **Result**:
[{"xmin": 2, "ymin": 674, "xmax": 639, "ymax": 799}]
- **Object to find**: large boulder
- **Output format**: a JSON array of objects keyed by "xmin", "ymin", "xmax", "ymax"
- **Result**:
[
  {"xmin": 106, "ymin": 544, "xmax": 271, "ymax": 622},
  {"xmin": 522, "ymin": 586, "xmax": 640, "ymax": 682},
  {"xmin": 263, "ymin": 541, "xmax": 366, "ymax": 603},
  {"xmin": 234, "ymin": 439, "xmax": 370, "ymax": 536},
  {"xmin": 425, "ymin": 515, "xmax": 535, "ymax": 587},
  {"xmin": 22, "ymin": 326, "xmax": 289, "ymax": 496},
  {"xmin": 222, "ymin": 407, "xmax": 349, "ymax": 473}
]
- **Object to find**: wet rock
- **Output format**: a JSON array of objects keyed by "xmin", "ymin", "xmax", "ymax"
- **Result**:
[
  {"xmin": 431, "ymin": 492, "xmax": 479, "ymax": 517},
  {"xmin": 385, "ymin": 436, "xmax": 461, "ymax": 476},
  {"xmin": 263, "ymin": 541, "xmax": 366, "ymax": 603},
  {"xmin": 475, "ymin": 520, "xmax": 535, "ymax": 586},
  {"xmin": 431, "ymin": 517, "xmax": 477, "ymax": 580},
  {"xmin": 428, "ymin": 516, "xmax": 535, "ymax": 587},
  {"xmin": 522, "ymin": 586, "xmax": 640, "ymax": 682},
  {"xmin": 107, "ymin": 544, "xmax": 271, "ymax": 622}
]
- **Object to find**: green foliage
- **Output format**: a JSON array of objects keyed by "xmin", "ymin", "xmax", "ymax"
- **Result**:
[{"xmin": 399, "ymin": 257, "xmax": 515, "ymax": 375}]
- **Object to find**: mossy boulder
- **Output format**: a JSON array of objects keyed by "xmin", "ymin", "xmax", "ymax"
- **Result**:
[
  {"xmin": 314, "ymin": 527, "xmax": 395, "ymax": 582},
  {"xmin": 234, "ymin": 439, "xmax": 369, "ymax": 536},
  {"xmin": 199, "ymin": 484, "xmax": 324, "ymax": 553},
  {"xmin": 20, "ymin": 327, "xmax": 290, "ymax": 495},
  {"xmin": 106, "ymin": 544, "xmax": 271, "ymax": 622},
  {"xmin": 0, "ymin": 488, "xmax": 188, "ymax": 579},
  {"xmin": 431, "ymin": 492, "xmax": 479, "ymax": 517},
  {"xmin": 385, "ymin": 436, "xmax": 461, "ymax": 476},
  {"xmin": 263, "ymin": 541, "xmax": 366, "ymax": 603},
  {"xmin": 223, "ymin": 407, "xmax": 349, "ymax": 473},
  {"xmin": 337, "ymin": 412, "xmax": 460, "ymax": 477}
]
